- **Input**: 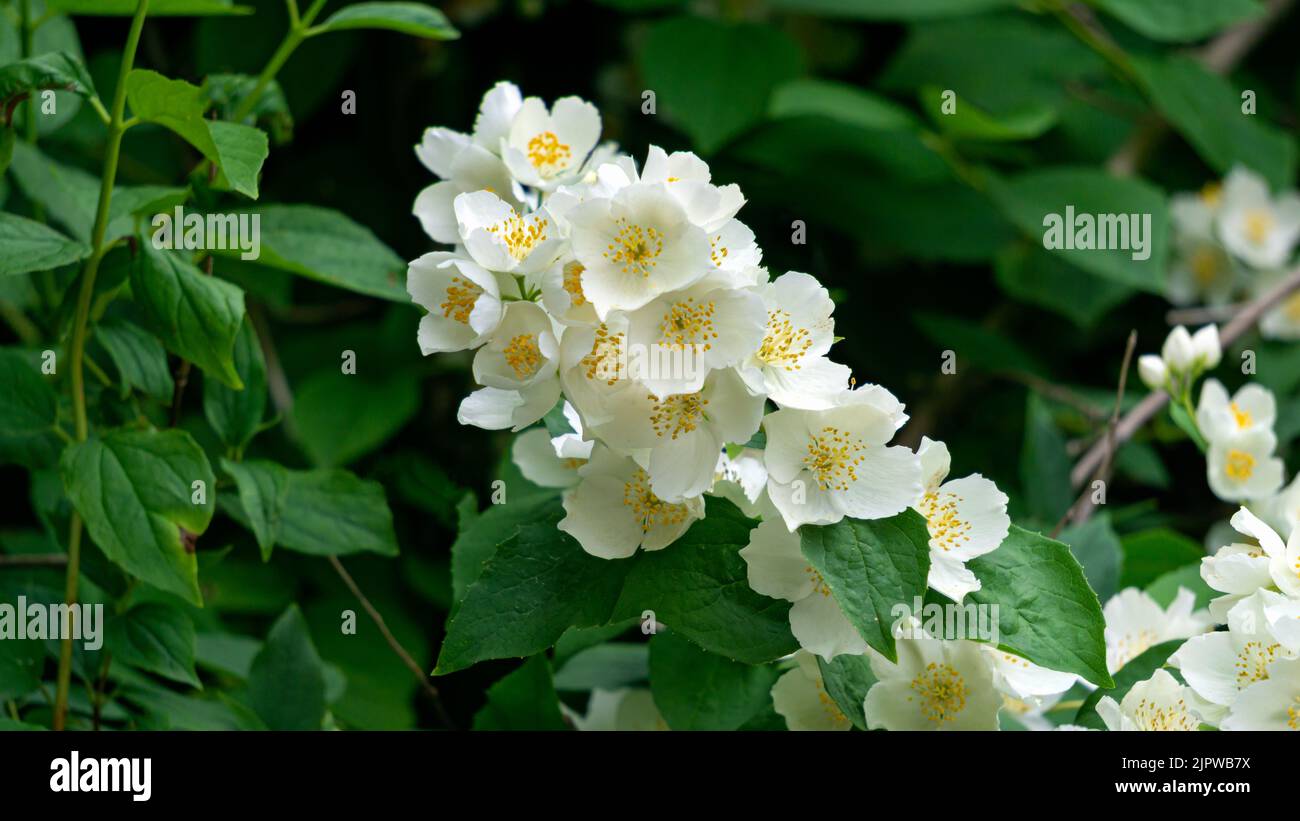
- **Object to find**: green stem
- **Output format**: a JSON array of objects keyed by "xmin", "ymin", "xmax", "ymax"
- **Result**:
[
  {"xmin": 20, "ymin": 0, "xmax": 36, "ymax": 145},
  {"xmin": 52, "ymin": 0, "xmax": 151, "ymax": 734},
  {"xmin": 228, "ymin": 0, "xmax": 326, "ymax": 124}
]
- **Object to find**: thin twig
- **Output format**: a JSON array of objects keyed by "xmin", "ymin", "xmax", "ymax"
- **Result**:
[
  {"xmin": 1071, "ymin": 266, "xmax": 1300, "ymax": 486},
  {"xmin": 1165, "ymin": 303, "xmax": 1245, "ymax": 326},
  {"xmin": 328, "ymin": 556, "xmax": 456, "ymax": 730},
  {"xmin": 1052, "ymin": 330, "xmax": 1136, "ymax": 535}
]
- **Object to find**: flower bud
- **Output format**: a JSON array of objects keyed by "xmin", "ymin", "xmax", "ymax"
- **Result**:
[
  {"xmin": 1137, "ymin": 355, "xmax": 1168, "ymax": 391},
  {"xmin": 1161, "ymin": 326, "xmax": 1195, "ymax": 373},
  {"xmin": 1191, "ymin": 324, "xmax": 1222, "ymax": 371}
]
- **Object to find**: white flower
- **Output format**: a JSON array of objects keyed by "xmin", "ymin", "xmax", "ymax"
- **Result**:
[
  {"xmin": 1190, "ymin": 324, "xmax": 1222, "ymax": 371},
  {"xmin": 453, "ymin": 190, "xmax": 564, "ymax": 275},
  {"xmin": 510, "ymin": 428, "xmax": 583, "ymax": 488},
  {"xmin": 1215, "ymin": 166, "xmax": 1300, "ymax": 270},
  {"xmin": 1162, "ymin": 325, "xmax": 1196, "ymax": 373},
  {"xmin": 1218, "ymin": 507, "xmax": 1300, "ymax": 602},
  {"xmin": 540, "ymin": 259, "xmax": 599, "ymax": 327},
  {"xmin": 1171, "ymin": 592, "xmax": 1298, "ymax": 713},
  {"xmin": 567, "ymin": 182, "xmax": 712, "ymax": 319},
  {"xmin": 623, "ymin": 283, "xmax": 766, "ymax": 396},
  {"xmin": 862, "ymin": 638, "xmax": 1002, "ymax": 730},
  {"xmin": 406, "ymin": 252, "xmax": 503, "ymax": 354},
  {"xmin": 556, "ymin": 317, "xmax": 637, "ymax": 431},
  {"xmin": 709, "ymin": 447, "xmax": 768, "ymax": 518},
  {"xmin": 1261, "ymin": 473, "xmax": 1300, "ymax": 540},
  {"xmin": 1206, "ymin": 426, "xmax": 1284, "ymax": 503},
  {"xmin": 458, "ymin": 302, "xmax": 562, "ymax": 431},
  {"xmin": 738, "ymin": 517, "xmax": 867, "ymax": 660},
  {"xmin": 1195, "ymin": 378, "xmax": 1276, "ymax": 444},
  {"xmin": 566, "ymin": 687, "xmax": 667, "ymax": 731},
  {"xmin": 913, "ymin": 437, "xmax": 1010, "ymax": 602},
  {"xmin": 637, "ymin": 145, "xmax": 745, "ymax": 233},
  {"xmin": 1220, "ymin": 656, "xmax": 1300, "ymax": 730},
  {"xmin": 1137, "ymin": 355, "xmax": 1167, "ymax": 391},
  {"xmin": 590, "ymin": 367, "xmax": 764, "ymax": 501},
  {"xmin": 551, "ymin": 400, "xmax": 593, "ymax": 462},
  {"xmin": 558, "ymin": 444, "xmax": 704, "ymax": 559},
  {"xmin": 763, "ymin": 387, "xmax": 922, "ymax": 530},
  {"xmin": 1103, "ymin": 587, "xmax": 1213, "ymax": 673},
  {"xmin": 1095, "ymin": 669, "xmax": 1202, "ymax": 731},
  {"xmin": 501, "ymin": 95, "xmax": 601, "ymax": 191},
  {"xmin": 1168, "ymin": 188, "xmax": 1240, "ymax": 307},
  {"xmin": 737, "ymin": 271, "xmax": 853, "ymax": 411},
  {"xmin": 771, "ymin": 651, "xmax": 853, "ymax": 731},
  {"xmin": 985, "ymin": 647, "xmax": 1077, "ymax": 703}
]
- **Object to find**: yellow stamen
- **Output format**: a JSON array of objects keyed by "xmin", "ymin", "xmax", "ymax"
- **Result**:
[
  {"xmin": 502, "ymin": 334, "xmax": 543, "ymax": 379},
  {"xmin": 803, "ymin": 426, "xmax": 865, "ymax": 492},
  {"xmin": 603, "ymin": 218, "xmax": 663, "ymax": 277},
  {"xmin": 648, "ymin": 393, "xmax": 708, "ymax": 440},
  {"xmin": 440, "ymin": 276, "xmax": 481, "ymax": 324},
  {"xmin": 622, "ymin": 468, "xmax": 689, "ymax": 533},
  {"xmin": 658, "ymin": 298, "xmax": 717, "ymax": 351},
  {"xmin": 562, "ymin": 261, "xmax": 587, "ymax": 306},
  {"xmin": 758, "ymin": 309, "xmax": 812, "ymax": 370},
  {"xmin": 487, "ymin": 212, "xmax": 548, "ymax": 261},
  {"xmin": 526, "ymin": 130, "xmax": 571, "ymax": 175},
  {"xmin": 908, "ymin": 662, "xmax": 968, "ymax": 725},
  {"xmin": 1225, "ymin": 449, "xmax": 1256, "ymax": 481}
]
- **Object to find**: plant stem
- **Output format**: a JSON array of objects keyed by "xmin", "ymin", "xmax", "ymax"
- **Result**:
[
  {"xmin": 229, "ymin": 0, "xmax": 326, "ymax": 124},
  {"xmin": 52, "ymin": 0, "xmax": 151, "ymax": 733}
]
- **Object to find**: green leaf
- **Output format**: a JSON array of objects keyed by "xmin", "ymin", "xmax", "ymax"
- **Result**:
[
  {"xmin": 435, "ymin": 512, "xmax": 630, "ymax": 675},
  {"xmin": 450, "ymin": 491, "xmax": 560, "ymax": 602},
  {"xmin": 995, "ymin": 243, "xmax": 1134, "ymax": 329},
  {"xmin": 610, "ymin": 497, "xmax": 798, "ymax": 664},
  {"xmin": 1073, "ymin": 640, "xmax": 1183, "ymax": 729},
  {"xmin": 106, "ymin": 603, "xmax": 200, "ymax": 688},
  {"xmin": 985, "ymin": 167, "xmax": 1169, "ymax": 293},
  {"xmin": 46, "ymin": 0, "xmax": 252, "ymax": 14},
  {"xmin": 966, "ymin": 525, "xmax": 1113, "ymax": 687},
  {"xmin": 1120, "ymin": 528, "xmax": 1205, "ymax": 589},
  {"xmin": 1168, "ymin": 400, "xmax": 1209, "ymax": 452},
  {"xmin": 0, "ymin": 348, "xmax": 58, "ymax": 448},
  {"xmin": 1019, "ymin": 392, "xmax": 1074, "ymax": 523},
  {"xmin": 1058, "ymin": 513, "xmax": 1123, "ymax": 604},
  {"xmin": 291, "ymin": 369, "xmax": 419, "ymax": 467},
  {"xmin": 817, "ymin": 653, "xmax": 877, "ymax": 730},
  {"xmin": 1092, "ymin": 0, "xmax": 1264, "ymax": 42},
  {"xmin": 0, "ymin": 637, "xmax": 44, "ymax": 700},
  {"xmin": 1145, "ymin": 562, "xmax": 1216, "ymax": 609},
  {"xmin": 95, "ymin": 317, "xmax": 174, "ymax": 401},
  {"xmin": 648, "ymin": 632, "xmax": 779, "ymax": 730},
  {"xmin": 1132, "ymin": 55, "xmax": 1295, "ymax": 191},
  {"xmin": 914, "ymin": 311, "xmax": 1049, "ymax": 377},
  {"xmin": 246, "ymin": 605, "xmax": 327, "ymax": 731},
  {"xmin": 472, "ymin": 655, "xmax": 567, "ymax": 730},
  {"xmin": 553, "ymin": 642, "xmax": 648, "ymax": 692},
  {"xmin": 60, "ymin": 428, "xmax": 214, "ymax": 606},
  {"xmin": 130, "ymin": 242, "xmax": 246, "ymax": 389},
  {"xmin": 202, "ymin": 317, "xmax": 266, "ymax": 453},
  {"xmin": 0, "ymin": 126, "xmax": 13, "ymax": 176},
  {"xmin": 920, "ymin": 85, "xmax": 1056, "ymax": 141},
  {"xmin": 767, "ymin": 0, "xmax": 1015, "ymax": 17},
  {"xmin": 202, "ymin": 73, "xmax": 293, "ymax": 143},
  {"xmin": 768, "ymin": 79, "xmax": 917, "ymax": 131},
  {"xmin": 0, "ymin": 51, "xmax": 97, "ymax": 124},
  {"xmin": 125, "ymin": 69, "xmax": 267, "ymax": 199},
  {"xmin": 640, "ymin": 16, "xmax": 802, "ymax": 153},
  {"xmin": 211, "ymin": 205, "xmax": 407, "ymax": 301},
  {"xmin": 222, "ymin": 459, "xmax": 399, "ymax": 559},
  {"xmin": 800, "ymin": 509, "xmax": 932, "ymax": 661},
  {"xmin": 0, "ymin": 212, "xmax": 90, "ymax": 276},
  {"xmin": 311, "ymin": 2, "xmax": 460, "ymax": 39}
]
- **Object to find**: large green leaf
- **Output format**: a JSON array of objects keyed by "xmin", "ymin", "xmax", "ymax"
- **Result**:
[
  {"xmin": 450, "ymin": 490, "xmax": 559, "ymax": 602},
  {"xmin": 994, "ymin": 242, "xmax": 1134, "ymax": 329},
  {"xmin": 966, "ymin": 525, "xmax": 1113, "ymax": 687},
  {"xmin": 246, "ymin": 605, "xmax": 327, "ymax": 731},
  {"xmin": 106, "ymin": 603, "xmax": 200, "ymax": 687},
  {"xmin": 221, "ymin": 459, "xmax": 399, "ymax": 559},
  {"xmin": 310, "ymin": 3, "xmax": 460, "ymax": 39},
  {"xmin": 291, "ymin": 368, "xmax": 419, "ymax": 467},
  {"xmin": 640, "ymin": 16, "xmax": 802, "ymax": 153},
  {"xmin": 0, "ymin": 636, "xmax": 44, "ymax": 701},
  {"xmin": 1058, "ymin": 513, "xmax": 1123, "ymax": 604},
  {"xmin": 95, "ymin": 317, "xmax": 174, "ymax": 401},
  {"xmin": 202, "ymin": 317, "xmax": 266, "ymax": 454},
  {"xmin": 800, "ymin": 509, "xmax": 932, "ymax": 662},
  {"xmin": 1119, "ymin": 528, "xmax": 1204, "ymax": 589},
  {"xmin": 130, "ymin": 242, "xmax": 246, "ymax": 389},
  {"xmin": 817, "ymin": 653, "xmax": 877, "ymax": 730},
  {"xmin": 986, "ymin": 167, "xmax": 1169, "ymax": 293},
  {"xmin": 472, "ymin": 655, "xmax": 567, "ymax": 730},
  {"xmin": 0, "ymin": 212, "xmax": 90, "ymax": 276},
  {"xmin": 648, "ymin": 632, "xmax": 778, "ymax": 730},
  {"xmin": 211, "ymin": 205, "xmax": 407, "ymax": 301},
  {"xmin": 1092, "ymin": 0, "xmax": 1264, "ymax": 42},
  {"xmin": 768, "ymin": 79, "xmax": 917, "ymax": 131},
  {"xmin": 125, "ymin": 69, "xmax": 267, "ymax": 198},
  {"xmin": 0, "ymin": 349, "xmax": 58, "ymax": 447},
  {"xmin": 60, "ymin": 428, "xmax": 215, "ymax": 606},
  {"xmin": 1019, "ymin": 392, "xmax": 1074, "ymax": 523},
  {"xmin": 1132, "ymin": 55, "xmax": 1296, "ymax": 191},
  {"xmin": 610, "ymin": 497, "xmax": 798, "ymax": 663},
  {"xmin": 435, "ymin": 512, "xmax": 630, "ymax": 675}
]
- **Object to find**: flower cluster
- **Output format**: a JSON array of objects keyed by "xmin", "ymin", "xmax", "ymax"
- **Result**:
[{"xmin": 1167, "ymin": 166, "xmax": 1300, "ymax": 339}]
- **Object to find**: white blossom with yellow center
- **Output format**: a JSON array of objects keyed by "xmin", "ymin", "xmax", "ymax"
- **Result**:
[
  {"xmin": 454, "ymin": 190, "xmax": 563, "ymax": 275},
  {"xmin": 501, "ymin": 94, "xmax": 601, "ymax": 191},
  {"xmin": 863, "ymin": 637, "xmax": 1001, "ymax": 731},
  {"xmin": 1215, "ymin": 166, "xmax": 1300, "ymax": 270},
  {"xmin": 738, "ymin": 517, "xmax": 867, "ymax": 660},
  {"xmin": 1196, "ymin": 378, "xmax": 1276, "ymax": 444},
  {"xmin": 1221, "ymin": 656, "xmax": 1300, "ymax": 730},
  {"xmin": 1206, "ymin": 426, "xmax": 1283, "ymax": 503},
  {"xmin": 458, "ymin": 302, "xmax": 561, "ymax": 432},
  {"xmin": 1166, "ymin": 186, "xmax": 1240, "ymax": 307},
  {"xmin": 1212, "ymin": 508, "xmax": 1300, "ymax": 605},
  {"xmin": 771, "ymin": 651, "xmax": 853, "ymax": 731},
  {"xmin": 1103, "ymin": 587, "xmax": 1213, "ymax": 674},
  {"xmin": 763, "ymin": 386, "xmax": 922, "ymax": 530},
  {"xmin": 558, "ymin": 445, "xmax": 703, "ymax": 559},
  {"xmin": 912, "ymin": 437, "xmax": 1010, "ymax": 601},
  {"xmin": 406, "ymin": 251, "xmax": 503, "ymax": 354},
  {"xmin": 1096, "ymin": 669, "xmax": 1203, "ymax": 731}
]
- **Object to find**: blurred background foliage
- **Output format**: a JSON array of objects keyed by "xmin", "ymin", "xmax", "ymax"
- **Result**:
[{"xmin": 3, "ymin": 0, "xmax": 1299, "ymax": 728}]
